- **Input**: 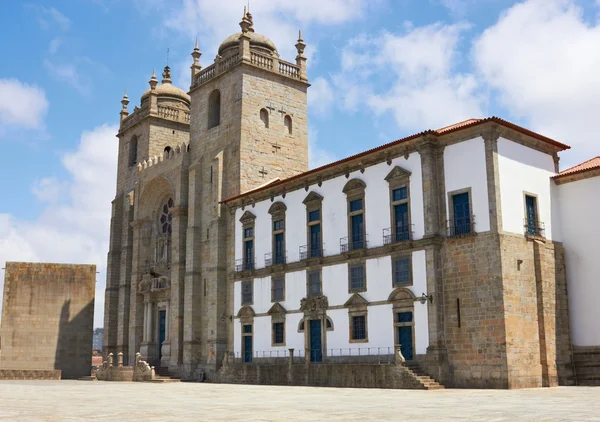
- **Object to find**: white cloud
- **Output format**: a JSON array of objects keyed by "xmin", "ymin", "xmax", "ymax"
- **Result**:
[
  {"xmin": 332, "ymin": 22, "xmax": 486, "ymax": 132},
  {"xmin": 0, "ymin": 124, "xmax": 118, "ymax": 327},
  {"xmin": 0, "ymin": 78, "xmax": 48, "ymax": 133},
  {"xmin": 43, "ymin": 59, "xmax": 90, "ymax": 95},
  {"xmin": 49, "ymin": 37, "xmax": 62, "ymax": 54},
  {"xmin": 308, "ymin": 77, "xmax": 335, "ymax": 116},
  {"xmin": 28, "ymin": 5, "xmax": 70, "ymax": 31},
  {"xmin": 473, "ymin": 0, "xmax": 600, "ymax": 165}
]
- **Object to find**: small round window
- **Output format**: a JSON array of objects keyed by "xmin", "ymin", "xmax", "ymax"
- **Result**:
[{"xmin": 160, "ymin": 198, "xmax": 174, "ymax": 235}]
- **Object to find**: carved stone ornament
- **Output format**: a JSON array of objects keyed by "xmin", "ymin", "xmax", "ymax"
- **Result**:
[
  {"xmin": 239, "ymin": 210, "xmax": 256, "ymax": 225},
  {"xmin": 141, "ymin": 222, "xmax": 152, "ymax": 246},
  {"xmin": 385, "ymin": 166, "xmax": 412, "ymax": 182},
  {"xmin": 300, "ymin": 295, "xmax": 329, "ymax": 313},
  {"xmin": 268, "ymin": 201, "xmax": 287, "ymax": 215},
  {"xmin": 342, "ymin": 178, "xmax": 366, "ymax": 194}
]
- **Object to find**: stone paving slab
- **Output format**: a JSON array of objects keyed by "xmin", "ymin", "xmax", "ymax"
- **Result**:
[{"xmin": 0, "ymin": 381, "xmax": 598, "ymax": 421}]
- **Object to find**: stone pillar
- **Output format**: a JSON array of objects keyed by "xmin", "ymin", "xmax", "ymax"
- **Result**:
[
  {"xmin": 117, "ymin": 193, "xmax": 134, "ymax": 364},
  {"xmin": 128, "ymin": 218, "xmax": 148, "ymax": 365},
  {"xmin": 142, "ymin": 302, "xmax": 148, "ymax": 342},
  {"xmin": 424, "ymin": 242, "xmax": 447, "ymax": 381},
  {"xmin": 239, "ymin": 33, "xmax": 251, "ymax": 63},
  {"xmin": 103, "ymin": 197, "xmax": 123, "ymax": 358},
  {"xmin": 168, "ymin": 205, "xmax": 188, "ymax": 374},
  {"xmin": 417, "ymin": 135, "xmax": 446, "ymax": 237},
  {"xmin": 483, "ymin": 129, "xmax": 503, "ymax": 233}
]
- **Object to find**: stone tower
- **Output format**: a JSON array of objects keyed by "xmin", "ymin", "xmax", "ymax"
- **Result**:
[
  {"xmin": 103, "ymin": 8, "xmax": 309, "ymax": 380},
  {"xmin": 103, "ymin": 67, "xmax": 191, "ymax": 365},
  {"xmin": 183, "ymin": 9, "xmax": 309, "ymax": 378}
]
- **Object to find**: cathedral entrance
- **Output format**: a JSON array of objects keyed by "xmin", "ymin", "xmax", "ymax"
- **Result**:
[{"xmin": 158, "ymin": 310, "xmax": 166, "ymax": 360}]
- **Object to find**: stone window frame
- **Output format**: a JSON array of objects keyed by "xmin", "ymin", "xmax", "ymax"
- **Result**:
[
  {"xmin": 298, "ymin": 316, "xmax": 334, "ymax": 333},
  {"xmin": 522, "ymin": 191, "xmax": 543, "ymax": 238},
  {"xmin": 208, "ymin": 89, "xmax": 221, "ymax": 129},
  {"xmin": 303, "ymin": 192, "xmax": 324, "ymax": 258},
  {"xmin": 385, "ymin": 166, "xmax": 412, "ymax": 242},
  {"xmin": 343, "ymin": 179, "xmax": 367, "ymax": 250},
  {"xmin": 388, "ymin": 288, "xmax": 416, "ymax": 357},
  {"xmin": 271, "ymin": 274, "xmax": 285, "ymax": 303},
  {"xmin": 284, "ymin": 114, "xmax": 293, "ymax": 135},
  {"xmin": 268, "ymin": 202, "xmax": 287, "ymax": 266},
  {"xmin": 447, "ymin": 187, "xmax": 474, "ymax": 235},
  {"xmin": 129, "ymin": 135, "xmax": 138, "ymax": 167},
  {"xmin": 240, "ymin": 211, "xmax": 256, "ymax": 270},
  {"xmin": 260, "ymin": 108, "xmax": 269, "ymax": 128},
  {"xmin": 306, "ymin": 269, "xmax": 322, "ymax": 297},
  {"xmin": 391, "ymin": 252, "xmax": 413, "ymax": 287},
  {"xmin": 268, "ymin": 303, "xmax": 287, "ymax": 347},
  {"xmin": 241, "ymin": 279, "xmax": 254, "ymax": 306},
  {"xmin": 347, "ymin": 258, "xmax": 367, "ymax": 293},
  {"xmin": 344, "ymin": 293, "xmax": 369, "ymax": 343}
]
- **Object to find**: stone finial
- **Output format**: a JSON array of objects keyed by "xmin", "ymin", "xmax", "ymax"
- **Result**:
[
  {"xmin": 121, "ymin": 89, "xmax": 129, "ymax": 111},
  {"xmin": 239, "ymin": 6, "xmax": 252, "ymax": 33},
  {"xmin": 117, "ymin": 351, "xmax": 124, "ymax": 367},
  {"xmin": 149, "ymin": 68, "xmax": 158, "ymax": 90},
  {"xmin": 191, "ymin": 37, "xmax": 202, "ymax": 64},
  {"xmin": 296, "ymin": 30, "xmax": 306, "ymax": 55},
  {"xmin": 162, "ymin": 66, "xmax": 172, "ymax": 84}
]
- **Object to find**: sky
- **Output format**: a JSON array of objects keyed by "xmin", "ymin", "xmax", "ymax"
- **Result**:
[{"xmin": 1, "ymin": 0, "xmax": 600, "ymax": 328}]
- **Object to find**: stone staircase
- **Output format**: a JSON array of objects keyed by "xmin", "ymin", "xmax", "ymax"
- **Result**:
[
  {"xmin": 150, "ymin": 365, "xmax": 180, "ymax": 383},
  {"xmin": 405, "ymin": 362, "xmax": 445, "ymax": 390}
]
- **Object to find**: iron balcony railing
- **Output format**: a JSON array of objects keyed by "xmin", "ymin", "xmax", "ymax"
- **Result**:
[
  {"xmin": 235, "ymin": 258, "xmax": 255, "ymax": 272},
  {"xmin": 265, "ymin": 252, "xmax": 286, "ymax": 267},
  {"xmin": 524, "ymin": 218, "xmax": 545, "ymax": 238},
  {"xmin": 232, "ymin": 347, "xmax": 397, "ymax": 365},
  {"xmin": 383, "ymin": 226, "xmax": 414, "ymax": 245},
  {"xmin": 340, "ymin": 235, "xmax": 368, "ymax": 253},
  {"xmin": 299, "ymin": 245, "xmax": 323, "ymax": 260},
  {"xmin": 447, "ymin": 216, "xmax": 476, "ymax": 237}
]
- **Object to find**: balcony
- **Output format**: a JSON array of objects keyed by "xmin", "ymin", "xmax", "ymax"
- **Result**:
[
  {"xmin": 235, "ymin": 259, "xmax": 254, "ymax": 272},
  {"xmin": 383, "ymin": 226, "xmax": 414, "ymax": 245},
  {"xmin": 299, "ymin": 245, "xmax": 323, "ymax": 260},
  {"xmin": 447, "ymin": 217, "xmax": 476, "ymax": 237},
  {"xmin": 340, "ymin": 235, "xmax": 368, "ymax": 253},
  {"xmin": 524, "ymin": 218, "xmax": 545, "ymax": 239},
  {"xmin": 265, "ymin": 252, "xmax": 286, "ymax": 267}
]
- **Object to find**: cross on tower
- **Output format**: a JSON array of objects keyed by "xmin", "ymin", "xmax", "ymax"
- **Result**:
[
  {"xmin": 272, "ymin": 142, "xmax": 281, "ymax": 153},
  {"xmin": 266, "ymin": 102, "xmax": 276, "ymax": 112},
  {"xmin": 259, "ymin": 167, "xmax": 268, "ymax": 178}
]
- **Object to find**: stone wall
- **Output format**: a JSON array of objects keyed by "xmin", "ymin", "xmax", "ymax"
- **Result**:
[
  {"xmin": 217, "ymin": 363, "xmax": 427, "ymax": 389},
  {"xmin": 573, "ymin": 346, "xmax": 600, "ymax": 386},
  {"xmin": 0, "ymin": 369, "xmax": 61, "ymax": 380},
  {"xmin": 441, "ymin": 233, "xmax": 509, "ymax": 388},
  {"xmin": 0, "ymin": 262, "xmax": 95, "ymax": 379}
]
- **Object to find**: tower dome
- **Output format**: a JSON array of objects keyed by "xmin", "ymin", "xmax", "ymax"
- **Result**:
[
  {"xmin": 217, "ymin": 9, "xmax": 278, "ymax": 57},
  {"xmin": 141, "ymin": 66, "xmax": 191, "ymax": 107}
]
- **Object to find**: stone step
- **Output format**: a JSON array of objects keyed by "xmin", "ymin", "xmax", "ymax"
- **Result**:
[
  {"xmin": 149, "ymin": 377, "xmax": 181, "ymax": 383},
  {"xmin": 77, "ymin": 376, "xmax": 97, "ymax": 381}
]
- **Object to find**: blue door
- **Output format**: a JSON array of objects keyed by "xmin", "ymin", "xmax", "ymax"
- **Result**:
[
  {"xmin": 309, "ymin": 319, "xmax": 322, "ymax": 362},
  {"xmin": 243, "ymin": 325, "xmax": 253, "ymax": 363},
  {"xmin": 397, "ymin": 312, "xmax": 414, "ymax": 361},
  {"xmin": 452, "ymin": 193, "xmax": 471, "ymax": 235},
  {"xmin": 351, "ymin": 214, "xmax": 364, "ymax": 250},
  {"xmin": 310, "ymin": 224, "xmax": 321, "ymax": 257},
  {"xmin": 394, "ymin": 203, "xmax": 409, "ymax": 241},
  {"xmin": 526, "ymin": 196, "xmax": 537, "ymax": 235},
  {"xmin": 158, "ymin": 310, "xmax": 166, "ymax": 360}
]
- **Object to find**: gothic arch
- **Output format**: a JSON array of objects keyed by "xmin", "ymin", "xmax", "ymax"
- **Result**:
[{"xmin": 138, "ymin": 177, "xmax": 175, "ymax": 220}]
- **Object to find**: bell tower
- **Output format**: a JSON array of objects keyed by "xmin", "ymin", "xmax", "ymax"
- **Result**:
[{"xmin": 181, "ymin": 8, "xmax": 310, "ymax": 378}]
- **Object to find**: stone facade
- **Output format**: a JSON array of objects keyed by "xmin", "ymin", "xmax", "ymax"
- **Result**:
[{"xmin": 0, "ymin": 262, "xmax": 95, "ymax": 379}]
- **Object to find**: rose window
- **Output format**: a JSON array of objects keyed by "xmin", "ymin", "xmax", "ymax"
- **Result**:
[{"xmin": 160, "ymin": 198, "xmax": 174, "ymax": 235}]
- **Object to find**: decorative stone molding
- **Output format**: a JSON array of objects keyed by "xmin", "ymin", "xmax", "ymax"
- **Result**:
[
  {"xmin": 237, "ymin": 305, "xmax": 256, "ymax": 324},
  {"xmin": 343, "ymin": 293, "xmax": 368, "ymax": 310},
  {"xmin": 385, "ymin": 166, "xmax": 412, "ymax": 182},
  {"xmin": 388, "ymin": 287, "xmax": 416, "ymax": 305},
  {"xmin": 239, "ymin": 211, "xmax": 256, "ymax": 225},
  {"xmin": 342, "ymin": 178, "xmax": 366, "ymax": 195},
  {"xmin": 302, "ymin": 191, "xmax": 323, "ymax": 205},
  {"xmin": 300, "ymin": 295, "xmax": 328, "ymax": 315}
]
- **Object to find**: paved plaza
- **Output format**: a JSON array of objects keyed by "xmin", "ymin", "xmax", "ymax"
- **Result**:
[{"xmin": 0, "ymin": 381, "xmax": 598, "ymax": 421}]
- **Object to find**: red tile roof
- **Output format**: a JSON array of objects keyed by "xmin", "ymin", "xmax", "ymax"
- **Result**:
[
  {"xmin": 223, "ymin": 116, "xmax": 570, "ymax": 204},
  {"xmin": 554, "ymin": 156, "xmax": 600, "ymax": 179}
]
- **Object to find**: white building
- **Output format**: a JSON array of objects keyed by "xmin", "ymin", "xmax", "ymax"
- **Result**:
[{"xmin": 224, "ymin": 117, "xmax": 597, "ymax": 388}]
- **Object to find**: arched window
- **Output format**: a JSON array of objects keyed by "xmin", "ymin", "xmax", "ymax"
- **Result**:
[
  {"xmin": 160, "ymin": 198, "xmax": 174, "ymax": 235},
  {"xmin": 129, "ymin": 136, "xmax": 138, "ymax": 166},
  {"xmin": 208, "ymin": 89, "xmax": 221, "ymax": 129},
  {"xmin": 260, "ymin": 108, "xmax": 269, "ymax": 128},
  {"xmin": 284, "ymin": 115, "xmax": 292, "ymax": 135},
  {"xmin": 164, "ymin": 146, "xmax": 172, "ymax": 154}
]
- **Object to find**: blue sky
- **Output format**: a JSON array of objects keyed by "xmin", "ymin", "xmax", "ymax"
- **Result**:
[{"xmin": 1, "ymin": 0, "xmax": 600, "ymax": 327}]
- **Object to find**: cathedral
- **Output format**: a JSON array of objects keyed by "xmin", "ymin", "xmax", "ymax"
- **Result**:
[{"xmin": 103, "ymin": 10, "xmax": 600, "ymax": 388}]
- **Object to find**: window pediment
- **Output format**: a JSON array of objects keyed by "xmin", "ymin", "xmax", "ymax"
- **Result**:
[
  {"xmin": 302, "ymin": 191, "xmax": 323, "ymax": 205},
  {"xmin": 239, "ymin": 211, "xmax": 256, "ymax": 225},
  {"xmin": 268, "ymin": 201, "xmax": 287, "ymax": 215},
  {"xmin": 237, "ymin": 305, "xmax": 255, "ymax": 318},
  {"xmin": 344, "ymin": 292, "xmax": 368, "ymax": 309},
  {"xmin": 387, "ymin": 287, "xmax": 416, "ymax": 303},
  {"xmin": 343, "ymin": 178, "xmax": 366, "ymax": 194},
  {"xmin": 385, "ymin": 166, "xmax": 412, "ymax": 182},
  {"xmin": 267, "ymin": 302, "xmax": 287, "ymax": 315}
]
